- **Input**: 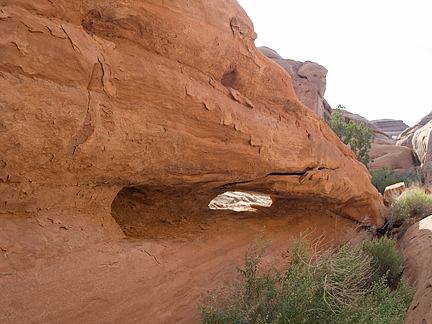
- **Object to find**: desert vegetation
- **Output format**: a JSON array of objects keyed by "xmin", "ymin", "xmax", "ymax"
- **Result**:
[
  {"xmin": 329, "ymin": 105, "xmax": 374, "ymax": 167},
  {"xmin": 370, "ymin": 167, "xmax": 424, "ymax": 195},
  {"xmin": 389, "ymin": 185, "xmax": 432, "ymax": 223},
  {"xmin": 199, "ymin": 230, "xmax": 415, "ymax": 324}
]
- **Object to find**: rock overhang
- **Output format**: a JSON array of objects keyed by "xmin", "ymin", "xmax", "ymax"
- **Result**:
[{"xmin": 0, "ymin": 0, "xmax": 385, "ymax": 233}]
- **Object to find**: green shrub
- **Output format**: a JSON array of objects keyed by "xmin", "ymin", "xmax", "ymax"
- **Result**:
[
  {"xmin": 391, "ymin": 185, "xmax": 432, "ymax": 220},
  {"xmin": 329, "ymin": 105, "xmax": 374, "ymax": 168},
  {"xmin": 362, "ymin": 236, "xmax": 402, "ymax": 283},
  {"xmin": 371, "ymin": 167, "xmax": 424, "ymax": 195},
  {"xmin": 336, "ymin": 276, "xmax": 415, "ymax": 324},
  {"xmin": 199, "ymin": 232, "xmax": 415, "ymax": 324}
]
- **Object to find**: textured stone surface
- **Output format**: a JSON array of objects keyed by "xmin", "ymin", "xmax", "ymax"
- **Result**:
[
  {"xmin": 399, "ymin": 216, "xmax": 432, "ymax": 324},
  {"xmin": 397, "ymin": 111, "xmax": 432, "ymax": 150},
  {"xmin": 0, "ymin": 0, "xmax": 390, "ymax": 322},
  {"xmin": 397, "ymin": 112, "xmax": 432, "ymax": 188},
  {"xmin": 0, "ymin": 203, "xmax": 359, "ymax": 324},
  {"xmin": 259, "ymin": 46, "xmax": 329, "ymax": 119},
  {"xmin": 369, "ymin": 144, "xmax": 419, "ymax": 172},
  {"xmin": 0, "ymin": 0, "xmax": 384, "ymax": 228},
  {"xmin": 371, "ymin": 119, "xmax": 409, "ymax": 138}
]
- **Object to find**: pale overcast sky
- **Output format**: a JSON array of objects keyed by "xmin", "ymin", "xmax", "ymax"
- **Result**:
[{"xmin": 236, "ymin": 0, "xmax": 432, "ymax": 127}]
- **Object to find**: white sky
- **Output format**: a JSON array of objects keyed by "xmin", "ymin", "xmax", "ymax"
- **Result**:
[{"xmin": 236, "ymin": 0, "xmax": 432, "ymax": 127}]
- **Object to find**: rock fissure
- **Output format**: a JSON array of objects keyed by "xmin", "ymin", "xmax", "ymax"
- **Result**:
[
  {"xmin": 268, "ymin": 172, "xmax": 306, "ymax": 176},
  {"xmin": 67, "ymin": 93, "xmax": 95, "ymax": 156},
  {"xmin": 61, "ymin": 25, "xmax": 79, "ymax": 53}
]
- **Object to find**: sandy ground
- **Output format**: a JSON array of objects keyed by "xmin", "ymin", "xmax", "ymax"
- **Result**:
[{"xmin": 0, "ymin": 201, "xmax": 357, "ymax": 324}]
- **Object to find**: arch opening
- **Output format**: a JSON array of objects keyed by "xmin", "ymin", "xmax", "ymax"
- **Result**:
[{"xmin": 208, "ymin": 191, "xmax": 273, "ymax": 212}]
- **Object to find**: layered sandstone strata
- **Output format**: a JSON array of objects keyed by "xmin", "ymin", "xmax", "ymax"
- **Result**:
[{"xmin": 371, "ymin": 119, "xmax": 409, "ymax": 138}]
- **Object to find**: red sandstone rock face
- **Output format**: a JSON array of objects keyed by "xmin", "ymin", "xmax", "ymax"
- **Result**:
[
  {"xmin": 0, "ymin": 203, "xmax": 358, "ymax": 323},
  {"xmin": 0, "ymin": 0, "xmax": 384, "ymax": 237},
  {"xmin": 0, "ymin": 1, "xmax": 389, "ymax": 323}
]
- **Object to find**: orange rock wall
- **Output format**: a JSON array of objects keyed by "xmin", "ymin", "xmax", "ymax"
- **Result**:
[{"xmin": 0, "ymin": 0, "xmax": 384, "ymax": 230}]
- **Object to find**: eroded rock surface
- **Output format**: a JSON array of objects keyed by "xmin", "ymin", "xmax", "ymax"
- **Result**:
[
  {"xmin": 0, "ymin": 0, "xmax": 384, "ymax": 228},
  {"xmin": 399, "ymin": 216, "xmax": 432, "ymax": 324},
  {"xmin": 0, "ymin": 204, "xmax": 358, "ymax": 323},
  {"xmin": 0, "ymin": 0, "xmax": 388, "ymax": 323},
  {"xmin": 397, "ymin": 112, "xmax": 432, "ymax": 188}
]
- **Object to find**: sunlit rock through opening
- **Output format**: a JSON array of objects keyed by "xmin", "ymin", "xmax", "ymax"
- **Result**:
[{"xmin": 208, "ymin": 192, "xmax": 273, "ymax": 212}]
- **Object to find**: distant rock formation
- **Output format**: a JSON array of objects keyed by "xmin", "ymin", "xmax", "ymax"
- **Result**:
[
  {"xmin": 342, "ymin": 111, "xmax": 395, "ymax": 145},
  {"xmin": 259, "ymin": 47, "xmax": 332, "ymax": 121},
  {"xmin": 338, "ymin": 112, "xmax": 418, "ymax": 172},
  {"xmin": 397, "ymin": 112, "xmax": 432, "ymax": 150},
  {"xmin": 397, "ymin": 111, "xmax": 432, "ymax": 188},
  {"xmin": 258, "ymin": 46, "xmax": 283, "ymax": 60},
  {"xmin": 259, "ymin": 47, "xmax": 406, "ymax": 148},
  {"xmin": 369, "ymin": 144, "xmax": 419, "ymax": 172},
  {"xmin": 371, "ymin": 119, "xmax": 409, "ymax": 138}
]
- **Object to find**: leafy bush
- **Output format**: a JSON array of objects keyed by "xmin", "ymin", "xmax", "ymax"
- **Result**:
[
  {"xmin": 371, "ymin": 167, "xmax": 424, "ymax": 195},
  {"xmin": 329, "ymin": 105, "xmax": 374, "ymax": 167},
  {"xmin": 391, "ymin": 185, "xmax": 432, "ymax": 221},
  {"xmin": 362, "ymin": 236, "xmax": 402, "ymax": 283},
  {"xmin": 199, "ymin": 232, "xmax": 415, "ymax": 324}
]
